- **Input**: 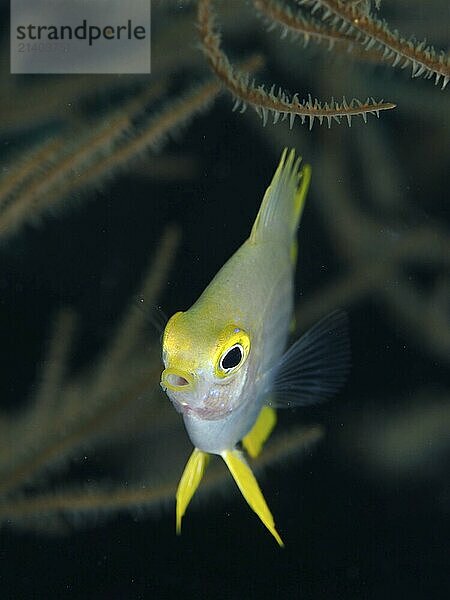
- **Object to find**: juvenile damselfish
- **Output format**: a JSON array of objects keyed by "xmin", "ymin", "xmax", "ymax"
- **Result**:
[{"xmin": 160, "ymin": 149, "xmax": 349, "ymax": 545}]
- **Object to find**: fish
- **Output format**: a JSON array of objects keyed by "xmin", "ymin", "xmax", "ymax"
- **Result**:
[{"xmin": 160, "ymin": 149, "xmax": 350, "ymax": 546}]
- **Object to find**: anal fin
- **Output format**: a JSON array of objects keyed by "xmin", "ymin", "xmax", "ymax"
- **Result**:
[{"xmin": 242, "ymin": 405, "xmax": 277, "ymax": 459}]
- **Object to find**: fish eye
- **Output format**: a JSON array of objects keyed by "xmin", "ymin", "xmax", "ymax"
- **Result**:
[
  {"xmin": 220, "ymin": 344, "xmax": 244, "ymax": 371},
  {"xmin": 214, "ymin": 326, "xmax": 250, "ymax": 378}
]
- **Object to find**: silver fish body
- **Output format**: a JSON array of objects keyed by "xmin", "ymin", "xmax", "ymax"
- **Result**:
[
  {"xmin": 181, "ymin": 239, "xmax": 293, "ymax": 453},
  {"xmin": 161, "ymin": 150, "xmax": 304, "ymax": 454}
]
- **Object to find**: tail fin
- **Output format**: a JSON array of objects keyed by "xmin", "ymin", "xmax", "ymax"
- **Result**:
[{"xmin": 249, "ymin": 149, "xmax": 311, "ymax": 246}]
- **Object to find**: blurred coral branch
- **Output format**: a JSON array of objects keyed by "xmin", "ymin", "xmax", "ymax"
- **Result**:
[{"xmin": 0, "ymin": 54, "xmax": 262, "ymax": 241}]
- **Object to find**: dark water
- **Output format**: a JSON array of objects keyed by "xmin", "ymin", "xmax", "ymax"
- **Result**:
[{"xmin": 1, "ymin": 2, "xmax": 449, "ymax": 598}]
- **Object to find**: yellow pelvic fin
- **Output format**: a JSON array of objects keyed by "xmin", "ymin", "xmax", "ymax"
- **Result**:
[
  {"xmin": 242, "ymin": 405, "xmax": 277, "ymax": 459},
  {"xmin": 221, "ymin": 448, "xmax": 284, "ymax": 547},
  {"xmin": 176, "ymin": 448, "xmax": 209, "ymax": 534}
]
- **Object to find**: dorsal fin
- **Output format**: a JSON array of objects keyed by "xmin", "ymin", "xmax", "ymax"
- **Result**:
[{"xmin": 249, "ymin": 148, "xmax": 311, "ymax": 245}]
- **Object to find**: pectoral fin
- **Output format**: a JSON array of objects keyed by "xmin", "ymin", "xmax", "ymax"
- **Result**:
[
  {"xmin": 242, "ymin": 405, "xmax": 277, "ymax": 459},
  {"xmin": 270, "ymin": 310, "xmax": 350, "ymax": 407},
  {"xmin": 176, "ymin": 448, "xmax": 209, "ymax": 534},
  {"xmin": 221, "ymin": 448, "xmax": 284, "ymax": 547}
]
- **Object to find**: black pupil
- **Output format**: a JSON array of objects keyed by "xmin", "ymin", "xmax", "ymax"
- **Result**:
[{"xmin": 222, "ymin": 346, "xmax": 242, "ymax": 370}]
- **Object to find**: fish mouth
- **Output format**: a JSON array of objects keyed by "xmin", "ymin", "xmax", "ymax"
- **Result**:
[
  {"xmin": 162, "ymin": 369, "xmax": 250, "ymax": 421},
  {"xmin": 160, "ymin": 368, "xmax": 194, "ymax": 392}
]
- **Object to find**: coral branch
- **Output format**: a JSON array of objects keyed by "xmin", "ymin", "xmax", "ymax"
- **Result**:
[
  {"xmin": 0, "ymin": 226, "xmax": 181, "ymax": 498},
  {"xmin": 0, "ymin": 82, "xmax": 166, "ymax": 239},
  {"xmin": 33, "ymin": 309, "xmax": 78, "ymax": 414},
  {"xmin": 94, "ymin": 225, "xmax": 181, "ymax": 388},
  {"xmin": 255, "ymin": 0, "xmax": 356, "ymax": 48},
  {"xmin": 298, "ymin": 0, "xmax": 450, "ymax": 88},
  {"xmin": 0, "ymin": 138, "xmax": 64, "ymax": 211},
  {"xmin": 0, "ymin": 56, "xmax": 262, "ymax": 241},
  {"xmin": 198, "ymin": 0, "xmax": 395, "ymax": 128},
  {"xmin": 254, "ymin": 0, "xmax": 390, "ymax": 64},
  {"xmin": 0, "ymin": 426, "xmax": 323, "ymax": 528}
]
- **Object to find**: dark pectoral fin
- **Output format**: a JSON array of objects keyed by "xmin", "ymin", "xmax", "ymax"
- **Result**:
[{"xmin": 270, "ymin": 310, "xmax": 350, "ymax": 407}]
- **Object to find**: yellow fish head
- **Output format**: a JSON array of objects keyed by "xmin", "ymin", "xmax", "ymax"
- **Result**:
[{"xmin": 160, "ymin": 309, "xmax": 252, "ymax": 421}]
